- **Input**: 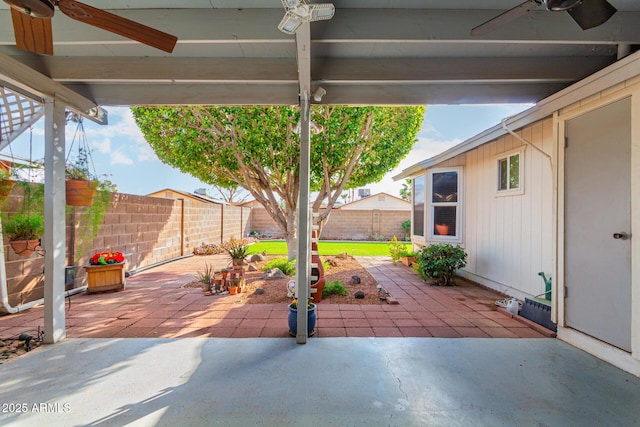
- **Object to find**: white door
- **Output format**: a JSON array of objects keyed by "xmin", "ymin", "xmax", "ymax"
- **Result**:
[{"xmin": 565, "ymin": 97, "xmax": 632, "ymax": 352}]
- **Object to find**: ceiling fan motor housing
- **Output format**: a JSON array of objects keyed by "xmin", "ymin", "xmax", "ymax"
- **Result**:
[
  {"xmin": 544, "ymin": 0, "xmax": 582, "ymax": 11},
  {"xmin": 4, "ymin": 0, "xmax": 54, "ymax": 18}
]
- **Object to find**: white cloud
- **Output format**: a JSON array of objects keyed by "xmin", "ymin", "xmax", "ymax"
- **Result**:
[{"xmin": 110, "ymin": 151, "xmax": 134, "ymax": 165}]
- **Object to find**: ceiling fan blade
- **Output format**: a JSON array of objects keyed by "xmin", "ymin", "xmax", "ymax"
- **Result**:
[
  {"xmin": 57, "ymin": 0, "xmax": 177, "ymax": 53},
  {"xmin": 10, "ymin": 7, "xmax": 53, "ymax": 55},
  {"xmin": 470, "ymin": 0, "xmax": 541, "ymax": 36},
  {"xmin": 567, "ymin": 0, "xmax": 617, "ymax": 30}
]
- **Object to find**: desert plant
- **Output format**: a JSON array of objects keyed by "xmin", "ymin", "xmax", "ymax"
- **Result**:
[
  {"xmin": 415, "ymin": 243, "xmax": 467, "ymax": 286},
  {"xmin": 388, "ymin": 235, "xmax": 404, "ymax": 265},
  {"xmin": 222, "ymin": 236, "xmax": 251, "ymax": 260},
  {"xmin": 322, "ymin": 280, "xmax": 348, "ymax": 298},
  {"xmin": 263, "ymin": 257, "xmax": 296, "ymax": 276},
  {"xmin": 195, "ymin": 262, "xmax": 215, "ymax": 289}
]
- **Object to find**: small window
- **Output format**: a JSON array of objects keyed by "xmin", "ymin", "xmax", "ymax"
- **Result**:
[
  {"xmin": 428, "ymin": 168, "xmax": 462, "ymax": 242},
  {"xmin": 497, "ymin": 150, "xmax": 523, "ymax": 195}
]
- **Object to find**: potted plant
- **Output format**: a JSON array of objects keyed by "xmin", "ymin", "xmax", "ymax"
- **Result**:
[
  {"xmin": 399, "ymin": 249, "xmax": 417, "ymax": 267},
  {"xmin": 196, "ymin": 262, "xmax": 215, "ymax": 293},
  {"xmin": 2, "ymin": 211, "xmax": 44, "ymax": 257},
  {"xmin": 65, "ymin": 158, "xmax": 98, "ymax": 206},
  {"xmin": 222, "ymin": 236, "xmax": 250, "ymax": 268},
  {"xmin": 288, "ymin": 297, "xmax": 316, "ymax": 337},
  {"xmin": 84, "ymin": 250, "xmax": 126, "ymax": 293}
]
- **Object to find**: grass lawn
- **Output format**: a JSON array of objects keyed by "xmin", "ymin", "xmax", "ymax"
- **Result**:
[{"xmin": 247, "ymin": 240, "xmax": 410, "ymax": 256}]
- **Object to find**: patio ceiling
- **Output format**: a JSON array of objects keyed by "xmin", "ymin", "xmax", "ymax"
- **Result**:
[{"xmin": 1, "ymin": 0, "xmax": 639, "ymax": 107}]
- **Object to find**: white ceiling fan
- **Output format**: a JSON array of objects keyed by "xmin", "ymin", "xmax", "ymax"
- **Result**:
[
  {"xmin": 471, "ymin": 0, "xmax": 617, "ymax": 36},
  {"xmin": 278, "ymin": 0, "xmax": 335, "ymax": 35}
]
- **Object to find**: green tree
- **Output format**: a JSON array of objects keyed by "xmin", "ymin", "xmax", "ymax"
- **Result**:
[
  {"xmin": 400, "ymin": 178, "xmax": 412, "ymax": 201},
  {"xmin": 131, "ymin": 105, "xmax": 424, "ymax": 259}
]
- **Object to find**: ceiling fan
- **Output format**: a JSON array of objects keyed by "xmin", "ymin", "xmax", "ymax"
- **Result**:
[
  {"xmin": 277, "ymin": 0, "xmax": 335, "ymax": 35},
  {"xmin": 470, "ymin": 0, "xmax": 617, "ymax": 36},
  {"xmin": 4, "ymin": 0, "xmax": 178, "ymax": 55}
]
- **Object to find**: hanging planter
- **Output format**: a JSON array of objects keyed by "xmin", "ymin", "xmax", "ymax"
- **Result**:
[
  {"xmin": 2, "ymin": 212, "xmax": 45, "ymax": 257},
  {"xmin": 65, "ymin": 179, "xmax": 97, "ymax": 206}
]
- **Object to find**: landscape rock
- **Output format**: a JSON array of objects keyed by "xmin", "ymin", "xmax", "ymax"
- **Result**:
[
  {"xmin": 250, "ymin": 253, "xmax": 265, "ymax": 262},
  {"xmin": 354, "ymin": 290, "xmax": 365, "ymax": 299},
  {"xmin": 248, "ymin": 264, "xmax": 258, "ymax": 272},
  {"xmin": 254, "ymin": 288, "xmax": 266, "ymax": 295},
  {"xmin": 263, "ymin": 268, "xmax": 286, "ymax": 280}
]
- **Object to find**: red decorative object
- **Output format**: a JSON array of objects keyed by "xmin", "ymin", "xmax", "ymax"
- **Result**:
[{"xmin": 90, "ymin": 251, "xmax": 125, "ymax": 265}]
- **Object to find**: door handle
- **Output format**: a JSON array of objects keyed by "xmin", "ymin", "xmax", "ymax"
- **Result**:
[{"xmin": 613, "ymin": 232, "xmax": 629, "ymax": 240}]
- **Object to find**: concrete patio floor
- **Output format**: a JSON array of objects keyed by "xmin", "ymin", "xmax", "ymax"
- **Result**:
[
  {"xmin": 2, "ymin": 256, "xmax": 640, "ymax": 425},
  {"xmin": 0, "ymin": 256, "xmax": 547, "ymax": 340},
  {"xmin": 1, "ymin": 337, "xmax": 639, "ymax": 426}
]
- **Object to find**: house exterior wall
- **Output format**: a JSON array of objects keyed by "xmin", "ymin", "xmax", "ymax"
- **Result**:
[
  {"xmin": 340, "ymin": 193, "xmax": 410, "ymax": 211},
  {"xmin": 411, "ymin": 117, "xmax": 555, "ymax": 300}
]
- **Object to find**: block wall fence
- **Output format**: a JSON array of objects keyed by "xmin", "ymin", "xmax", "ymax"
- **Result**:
[{"xmin": 2, "ymin": 191, "xmax": 407, "ymax": 309}]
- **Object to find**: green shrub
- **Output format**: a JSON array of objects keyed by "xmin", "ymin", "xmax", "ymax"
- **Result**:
[
  {"xmin": 263, "ymin": 257, "xmax": 296, "ymax": 276},
  {"xmin": 322, "ymin": 280, "xmax": 348, "ymax": 297},
  {"xmin": 388, "ymin": 235, "xmax": 404, "ymax": 265},
  {"xmin": 415, "ymin": 243, "xmax": 467, "ymax": 286},
  {"xmin": 399, "ymin": 249, "xmax": 417, "ymax": 257}
]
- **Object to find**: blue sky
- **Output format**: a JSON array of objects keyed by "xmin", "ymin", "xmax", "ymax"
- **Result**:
[{"xmin": 2, "ymin": 104, "xmax": 533, "ymax": 199}]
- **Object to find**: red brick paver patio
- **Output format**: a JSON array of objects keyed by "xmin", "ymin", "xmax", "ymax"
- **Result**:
[{"xmin": 0, "ymin": 256, "xmax": 546, "ymax": 339}]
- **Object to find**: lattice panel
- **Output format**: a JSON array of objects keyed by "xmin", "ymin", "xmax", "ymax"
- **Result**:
[{"xmin": 0, "ymin": 86, "xmax": 43, "ymax": 145}]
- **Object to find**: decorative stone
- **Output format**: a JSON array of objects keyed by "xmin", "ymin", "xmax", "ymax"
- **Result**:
[
  {"xmin": 354, "ymin": 290, "xmax": 365, "ymax": 299},
  {"xmin": 250, "ymin": 253, "xmax": 265, "ymax": 262},
  {"xmin": 263, "ymin": 268, "xmax": 286, "ymax": 280},
  {"xmin": 351, "ymin": 275, "xmax": 361, "ymax": 284},
  {"xmin": 248, "ymin": 264, "xmax": 258, "ymax": 272},
  {"xmin": 254, "ymin": 288, "xmax": 265, "ymax": 295}
]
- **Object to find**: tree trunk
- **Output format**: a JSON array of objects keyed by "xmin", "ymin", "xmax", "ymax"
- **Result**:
[{"xmin": 285, "ymin": 233, "xmax": 296, "ymax": 261}]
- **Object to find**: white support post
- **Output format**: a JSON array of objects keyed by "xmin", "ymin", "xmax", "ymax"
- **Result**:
[
  {"xmin": 296, "ymin": 93, "xmax": 311, "ymax": 344},
  {"xmin": 43, "ymin": 97, "xmax": 67, "ymax": 343}
]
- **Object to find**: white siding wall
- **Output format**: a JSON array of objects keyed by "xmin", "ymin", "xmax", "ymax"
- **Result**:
[{"xmin": 421, "ymin": 118, "xmax": 555, "ymax": 299}]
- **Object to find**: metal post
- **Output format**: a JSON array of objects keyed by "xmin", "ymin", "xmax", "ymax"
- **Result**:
[{"xmin": 43, "ymin": 97, "xmax": 67, "ymax": 343}]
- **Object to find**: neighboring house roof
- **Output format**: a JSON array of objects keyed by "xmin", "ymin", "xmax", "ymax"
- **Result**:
[
  {"xmin": 394, "ymin": 50, "xmax": 640, "ymax": 179},
  {"xmin": 338, "ymin": 192, "xmax": 410, "ymax": 210},
  {"xmin": 147, "ymin": 188, "xmax": 226, "ymax": 205}
]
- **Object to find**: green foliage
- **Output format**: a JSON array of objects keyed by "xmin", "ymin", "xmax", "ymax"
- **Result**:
[
  {"xmin": 71, "ymin": 179, "xmax": 116, "ymax": 257},
  {"xmin": 388, "ymin": 235, "xmax": 405, "ymax": 265},
  {"xmin": 401, "ymin": 219, "xmax": 411, "ymax": 239},
  {"xmin": 399, "ymin": 249, "xmax": 417, "ymax": 257},
  {"xmin": 248, "ymin": 240, "xmax": 409, "ymax": 257},
  {"xmin": 2, "ymin": 211, "xmax": 44, "ymax": 241},
  {"xmin": 400, "ymin": 178, "xmax": 412, "ymax": 201},
  {"xmin": 131, "ymin": 105, "xmax": 425, "ymax": 256},
  {"xmin": 322, "ymin": 280, "xmax": 348, "ymax": 298},
  {"xmin": 415, "ymin": 244, "xmax": 467, "ymax": 286},
  {"xmin": 263, "ymin": 257, "xmax": 296, "ymax": 276}
]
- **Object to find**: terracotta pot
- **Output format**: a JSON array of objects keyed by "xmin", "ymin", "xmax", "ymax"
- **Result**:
[
  {"xmin": 66, "ymin": 179, "xmax": 97, "ymax": 206},
  {"xmin": 229, "ymin": 286, "xmax": 238, "ymax": 295},
  {"xmin": 400, "ymin": 256, "xmax": 416, "ymax": 267},
  {"xmin": 435, "ymin": 224, "xmax": 449, "ymax": 236},
  {"xmin": 9, "ymin": 239, "xmax": 40, "ymax": 257}
]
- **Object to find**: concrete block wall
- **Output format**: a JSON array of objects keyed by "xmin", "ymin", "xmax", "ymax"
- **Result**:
[{"xmin": 249, "ymin": 207, "xmax": 410, "ymax": 241}]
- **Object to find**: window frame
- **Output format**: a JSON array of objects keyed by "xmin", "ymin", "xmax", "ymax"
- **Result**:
[
  {"xmin": 428, "ymin": 167, "xmax": 463, "ymax": 243},
  {"xmin": 495, "ymin": 148, "xmax": 524, "ymax": 197},
  {"xmin": 412, "ymin": 174, "xmax": 425, "ymax": 238}
]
